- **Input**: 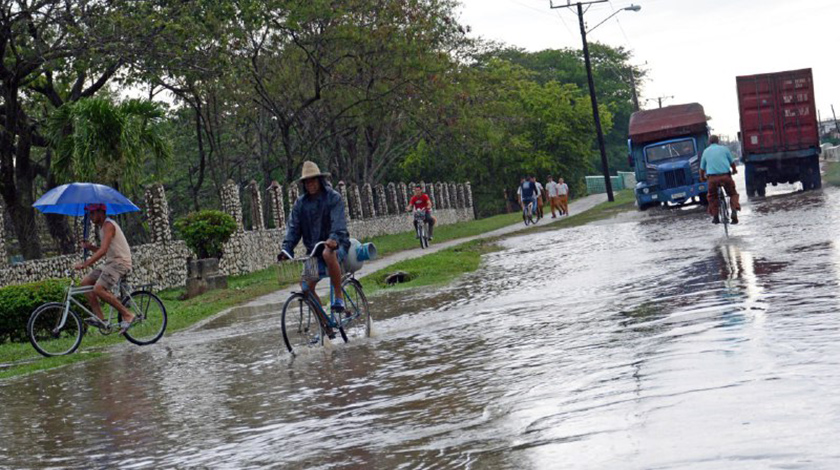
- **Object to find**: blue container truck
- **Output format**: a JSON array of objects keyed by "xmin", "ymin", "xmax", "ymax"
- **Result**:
[{"xmin": 628, "ymin": 103, "xmax": 710, "ymax": 210}]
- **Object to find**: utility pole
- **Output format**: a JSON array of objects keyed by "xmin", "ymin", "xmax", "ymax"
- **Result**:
[
  {"xmin": 629, "ymin": 71, "xmax": 640, "ymax": 112},
  {"xmin": 646, "ymin": 95, "xmax": 673, "ymax": 108},
  {"xmin": 832, "ymin": 105, "xmax": 840, "ymax": 136},
  {"xmin": 551, "ymin": 0, "xmax": 615, "ymax": 202}
]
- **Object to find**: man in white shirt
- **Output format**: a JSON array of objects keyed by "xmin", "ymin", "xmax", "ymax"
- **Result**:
[
  {"xmin": 557, "ymin": 177, "xmax": 570, "ymax": 216},
  {"xmin": 532, "ymin": 176, "xmax": 545, "ymax": 220},
  {"xmin": 545, "ymin": 176, "xmax": 562, "ymax": 218}
]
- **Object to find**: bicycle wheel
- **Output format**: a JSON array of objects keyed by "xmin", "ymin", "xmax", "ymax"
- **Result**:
[
  {"xmin": 342, "ymin": 278, "xmax": 371, "ymax": 340},
  {"xmin": 27, "ymin": 303, "xmax": 84, "ymax": 357},
  {"xmin": 281, "ymin": 293, "xmax": 325, "ymax": 354},
  {"xmin": 523, "ymin": 208, "xmax": 531, "ymax": 226},
  {"xmin": 416, "ymin": 222, "xmax": 426, "ymax": 249},
  {"xmin": 122, "ymin": 291, "xmax": 168, "ymax": 346},
  {"xmin": 420, "ymin": 224, "xmax": 429, "ymax": 249}
]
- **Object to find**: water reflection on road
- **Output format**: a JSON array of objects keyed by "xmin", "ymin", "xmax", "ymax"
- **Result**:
[{"xmin": 3, "ymin": 180, "xmax": 840, "ymax": 469}]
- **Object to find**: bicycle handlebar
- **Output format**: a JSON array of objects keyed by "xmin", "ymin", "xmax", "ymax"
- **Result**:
[{"xmin": 278, "ymin": 241, "xmax": 328, "ymax": 263}]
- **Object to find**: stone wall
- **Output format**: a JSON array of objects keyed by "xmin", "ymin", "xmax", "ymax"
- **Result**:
[{"xmin": 1, "ymin": 179, "xmax": 475, "ymax": 290}]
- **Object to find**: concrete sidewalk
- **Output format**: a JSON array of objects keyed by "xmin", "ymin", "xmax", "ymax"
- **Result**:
[{"xmin": 186, "ymin": 192, "xmax": 608, "ymax": 328}]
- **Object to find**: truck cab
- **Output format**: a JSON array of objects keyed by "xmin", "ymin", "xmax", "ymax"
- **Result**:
[{"xmin": 628, "ymin": 103, "xmax": 709, "ymax": 210}]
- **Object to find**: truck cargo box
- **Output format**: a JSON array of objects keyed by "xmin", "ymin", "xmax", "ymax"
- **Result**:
[
  {"xmin": 736, "ymin": 68, "xmax": 819, "ymax": 156},
  {"xmin": 628, "ymin": 103, "xmax": 707, "ymax": 145}
]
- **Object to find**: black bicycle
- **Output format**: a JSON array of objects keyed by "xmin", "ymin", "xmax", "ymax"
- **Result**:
[{"xmin": 522, "ymin": 201, "xmax": 536, "ymax": 226}]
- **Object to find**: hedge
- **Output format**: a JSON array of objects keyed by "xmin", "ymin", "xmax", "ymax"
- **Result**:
[
  {"xmin": 174, "ymin": 210, "xmax": 237, "ymax": 259},
  {"xmin": 0, "ymin": 279, "xmax": 70, "ymax": 344}
]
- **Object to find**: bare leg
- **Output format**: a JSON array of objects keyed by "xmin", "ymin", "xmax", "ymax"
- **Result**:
[
  {"xmin": 93, "ymin": 284, "xmax": 134, "ymax": 323},
  {"xmin": 82, "ymin": 276, "xmax": 104, "ymax": 321},
  {"xmin": 323, "ymin": 247, "xmax": 344, "ymax": 303}
]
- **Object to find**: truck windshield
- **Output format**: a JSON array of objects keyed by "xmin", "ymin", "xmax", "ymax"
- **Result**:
[{"xmin": 645, "ymin": 139, "xmax": 696, "ymax": 163}]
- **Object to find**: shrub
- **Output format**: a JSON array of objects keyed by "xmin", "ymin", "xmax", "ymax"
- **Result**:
[
  {"xmin": 0, "ymin": 279, "xmax": 70, "ymax": 344},
  {"xmin": 174, "ymin": 210, "xmax": 237, "ymax": 259}
]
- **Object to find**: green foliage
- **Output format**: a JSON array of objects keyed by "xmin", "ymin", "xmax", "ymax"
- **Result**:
[
  {"xmin": 46, "ymin": 97, "xmax": 172, "ymax": 190},
  {"xmin": 0, "ymin": 279, "xmax": 69, "ymax": 344},
  {"xmin": 174, "ymin": 210, "xmax": 237, "ymax": 259}
]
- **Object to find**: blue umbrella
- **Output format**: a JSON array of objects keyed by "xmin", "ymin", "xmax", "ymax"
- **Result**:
[{"xmin": 32, "ymin": 182, "xmax": 140, "ymax": 216}]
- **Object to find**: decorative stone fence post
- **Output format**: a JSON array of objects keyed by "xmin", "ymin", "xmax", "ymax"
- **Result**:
[
  {"xmin": 398, "ymin": 182, "xmax": 409, "ymax": 212},
  {"xmin": 337, "ymin": 181, "xmax": 350, "ymax": 221},
  {"xmin": 349, "ymin": 184, "xmax": 363, "ymax": 219},
  {"xmin": 441, "ymin": 183, "xmax": 451, "ymax": 209},
  {"xmin": 268, "ymin": 181, "xmax": 285, "ymax": 231},
  {"xmin": 221, "ymin": 179, "xmax": 244, "ymax": 232},
  {"xmin": 449, "ymin": 183, "xmax": 458, "ymax": 208},
  {"xmin": 0, "ymin": 201, "xmax": 6, "ymax": 268},
  {"xmin": 427, "ymin": 182, "xmax": 437, "ymax": 208},
  {"xmin": 362, "ymin": 183, "xmax": 376, "ymax": 218},
  {"xmin": 144, "ymin": 183, "xmax": 172, "ymax": 244},
  {"xmin": 248, "ymin": 180, "xmax": 265, "ymax": 231},
  {"xmin": 435, "ymin": 183, "xmax": 444, "ymax": 209},
  {"xmin": 465, "ymin": 181, "xmax": 474, "ymax": 210},
  {"xmin": 458, "ymin": 184, "xmax": 467, "ymax": 209},
  {"xmin": 387, "ymin": 182, "xmax": 398, "ymax": 214},
  {"xmin": 288, "ymin": 184, "xmax": 299, "ymax": 208},
  {"xmin": 375, "ymin": 184, "xmax": 388, "ymax": 216}
]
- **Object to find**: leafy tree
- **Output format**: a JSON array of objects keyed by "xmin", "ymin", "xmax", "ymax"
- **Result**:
[{"xmin": 46, "ymin": 98, "xmax": 172, "ymax": 191}]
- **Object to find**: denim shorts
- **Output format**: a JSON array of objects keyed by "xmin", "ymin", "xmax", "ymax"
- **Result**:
[{"xmin": 317, "ymin": 244, "xmax": 348, "ymax": 278}]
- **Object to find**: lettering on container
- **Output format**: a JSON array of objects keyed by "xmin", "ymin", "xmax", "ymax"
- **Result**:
[
  {"xmin": 784, "ymin": 106, "xmax": 810, "ymax": 117},
  {"xmin": 751, "ymin": 135, "xmax": 759, "ymax": 145}
]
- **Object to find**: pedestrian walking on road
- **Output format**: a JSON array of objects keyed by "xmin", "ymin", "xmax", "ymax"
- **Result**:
[
  {"xmin": 557, "ymin": 178, "xmax": 570, "ymax": 216},
  {"xmin": 545, "ymin": 176, "xmax": 562, "ymax": 218},
  {"xmin": 532, "ymin": 176, "xmax": 545, "ymax": 220}
]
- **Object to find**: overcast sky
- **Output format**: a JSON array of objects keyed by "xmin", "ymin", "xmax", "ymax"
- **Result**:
[{"xmin": 457, "ymin": 0, "xmax": 839, "ymax": 139}]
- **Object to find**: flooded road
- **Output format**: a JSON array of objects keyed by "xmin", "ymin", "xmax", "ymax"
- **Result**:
[{"xmin": 3, "ymin": 178, "xmax": 840, "ymax": 469}]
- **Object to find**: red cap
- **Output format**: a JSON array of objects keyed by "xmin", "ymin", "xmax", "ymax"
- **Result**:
[{"xmin": 84, "ymin": 203, "xmax": 107, "ymax": 212}]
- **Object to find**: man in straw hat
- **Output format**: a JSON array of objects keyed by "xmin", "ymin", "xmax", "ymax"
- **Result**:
[{"xmin": 278, "ymin": 161, "xmax": 350, "ymax": 339}]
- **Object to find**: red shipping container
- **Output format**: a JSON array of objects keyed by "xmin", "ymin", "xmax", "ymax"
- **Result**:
[{"xmin": 736, "ymin": 68, "xmax": 819, "ymax": 156}]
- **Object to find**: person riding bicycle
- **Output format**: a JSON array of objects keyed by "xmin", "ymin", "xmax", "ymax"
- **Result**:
[
  {"xmin": 73, "ymin": 203, "xmax": 136, "ymax": 334},
  {"xmin": 517, "ymin": 176, "xmax": 538, "ymax": 217},
  {"xmin": 406, "ymin": 185, "xmax": 436, "ymax": 240},
  {"xmin": 277, "ymin": 161, "xmax": 350, "ymax": 338},
  {"xmin": 700, "ymin": 135, "xmax": 740, "ymax": 224}
]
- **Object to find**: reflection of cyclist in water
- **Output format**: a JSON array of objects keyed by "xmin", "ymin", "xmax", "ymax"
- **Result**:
[
  {"xmin": 700, "ymin": 135, "xmax": 740, "ymax": 225},
  {"xmin": 406, "ymin": 185, "xmax": 436, "ymax": 239}
]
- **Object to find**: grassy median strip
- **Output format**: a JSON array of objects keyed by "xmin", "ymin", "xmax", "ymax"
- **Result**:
[
  {"xmin": 361, "ymin": 239, "xmax": 501, "ymax": 296},
  {"xmin": 823, "ymin": 161, "xmax": 840, "ymax": 187},
  {"xmin": 362, "ymin": 211, "xmax": 519, "ymax": 255}
]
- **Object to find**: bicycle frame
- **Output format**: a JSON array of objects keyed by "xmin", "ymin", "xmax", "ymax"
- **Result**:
[
  {"xmin": 54, "ymin": 280, "xmax": 145, "ymax": 330},
  {"xmin": 300, "ymin": 273, "xmax": 363, "ymax": 330}
]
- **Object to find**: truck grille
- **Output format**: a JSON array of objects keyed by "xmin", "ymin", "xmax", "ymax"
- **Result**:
[{"xmin": 662, "ymin": 170, "xmax": 687, "ymax": 189}]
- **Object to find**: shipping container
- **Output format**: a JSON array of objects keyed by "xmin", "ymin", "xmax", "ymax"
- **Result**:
[{"xmin": 736, "ymin": 68, "xmax": 821, "ymax": 196}]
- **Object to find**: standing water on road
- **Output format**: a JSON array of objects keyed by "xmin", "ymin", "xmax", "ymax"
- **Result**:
[{"xmin": 2, "ymin": 179, "xmax": 840, "ymax": 469}]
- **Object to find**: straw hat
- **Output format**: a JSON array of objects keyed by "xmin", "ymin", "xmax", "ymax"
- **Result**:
[{"xmin": 298, "ymin": 161, "xmax": 330, "ymax": 181}]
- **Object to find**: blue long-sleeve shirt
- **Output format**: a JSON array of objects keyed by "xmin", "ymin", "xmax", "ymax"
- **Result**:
[{"xmin": 282, "ymin": 185, "xmax": 350, "ymax": 256}]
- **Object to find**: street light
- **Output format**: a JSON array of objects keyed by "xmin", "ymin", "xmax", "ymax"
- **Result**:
[{"xmin": 550, "ymin": 1, "xmax": 641, "ymax": 202}]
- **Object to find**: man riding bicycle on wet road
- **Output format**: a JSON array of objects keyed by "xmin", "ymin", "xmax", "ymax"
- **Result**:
[
  {"xmin": 700, "ymin": 135, "xmax": 741, "ymax": 224},
  {"xmin": 407, "ymin": 185, "xmax": 436, "ymax": 240},
  {"xmin": 277, "ymin": 161, "xmax": 350, "ymax": 338}
]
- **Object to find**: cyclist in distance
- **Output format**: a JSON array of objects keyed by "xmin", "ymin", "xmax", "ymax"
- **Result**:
[
  {"xmin": 700, "ymin": 135, "xmax": 740, "ymax": 224},
  {"xmin": 406, "ymin": 184, "xmax": 437, "ymax": 240},
  {"xmin": 277, "ymin": 161, "xmax": 350, "ymax": 337},
  {"xmin": 517, "ymin": 175, "xmax": 538, "ymax": 217},
  {"xmin": 73, "ymin": 203, "xmax": 135, "ymax": 333}
]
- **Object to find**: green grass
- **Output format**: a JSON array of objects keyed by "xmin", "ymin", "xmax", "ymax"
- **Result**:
[
  {"xmin": 361, "ymin": 239, "xmax": 501, "ymax": 296},
  {"xmin": 823, "ymin": 161, "xmax": 840, "ymax": 186},
  {"xmin": 362, "ymin": 211, "xmax": 520, "ymax": 255},
  {"xmin": 0, "ymin": 267, "xmax": 285, "ymax": 380},
  {"xmin": 514, "ymin": 189, "xmax": 635, "ymax": 234}
]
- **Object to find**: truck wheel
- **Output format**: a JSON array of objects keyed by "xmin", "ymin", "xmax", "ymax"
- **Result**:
[
  {"xmin": 812, "ymin": 157, "xmax": 822, "ymax": 189},
  {"xmin": 699, "ymin": 193, "xmax": 708, "ymax": 206},
  {"xmin": 757, "ymin": 185, "xmax": 766, "ymax": 197}
]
